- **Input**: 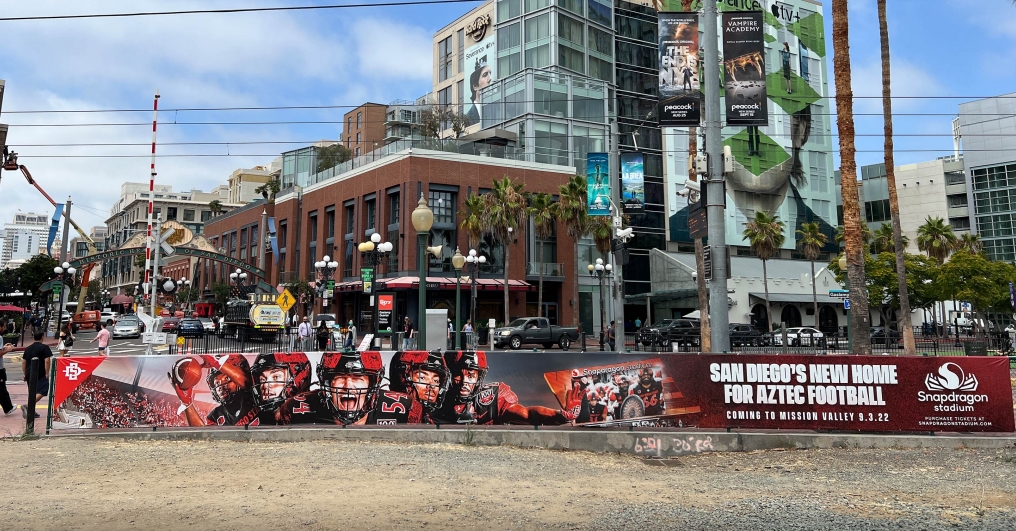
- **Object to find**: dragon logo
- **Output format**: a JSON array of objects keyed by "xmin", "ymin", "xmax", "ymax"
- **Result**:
[{"xmin": 924, "ymin": 362, "xmax": 978, "ymax": 392}]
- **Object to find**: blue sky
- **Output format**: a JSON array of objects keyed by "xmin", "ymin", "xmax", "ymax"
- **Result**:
[{"xmin": 0, "ymin": 0, "xmax": 1015, "ymax": 231}]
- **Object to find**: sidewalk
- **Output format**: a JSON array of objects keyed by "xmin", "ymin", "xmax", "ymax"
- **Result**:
[{"xmin": 2, "ymin": 335, "xmax": 59, "ymax": 437}]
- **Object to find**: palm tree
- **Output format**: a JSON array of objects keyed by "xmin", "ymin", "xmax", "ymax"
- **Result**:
[
  {"xmin": 955, "ymin": 233, "xmax": 982, "ymax": 254},
  {"xmin": 835, "ymin": 222, "xmax": 872, "ymax": 248},
  {"xmin": 458, "ymin": 192, "xmax": 485, "ymax": 250},
  {"xmin": 208, "ymin": 200, "xmax": 223, "ymax": 217},
  {"xmin": 558, "ymin": 175, "xmax": 589, "ymax": 328},
  {"xmin": 528, "ymin": 192, "xmax": 557, "ymax": 318},
  {"xmin": 797, "ymin": 222, "xmax": 828, "ymax": 331},
  {"xmin": 483, "ymin": 177, "xmax": 528, "ymax": 325},
  {"xmin": 743, "ymin": 211, "xmax": 785, "ymax": 333},
  {"xmin": 878, "ymin": 0, "xmax": 916, "ymax": 356},
  {"xmin": 916, "ymin": 216, "xmax": 956, "ymax": 264},
  {"xmin": 832, "ymin": 0, "xmax": 871, "ymax": 354},
  {"xmin": 871, "ymin": 223, "xmax": 909, "ymax": 254}
]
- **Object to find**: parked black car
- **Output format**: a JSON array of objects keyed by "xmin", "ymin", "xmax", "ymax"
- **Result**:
[
  {"xmin": 636, "ymin": 319, "xmax": 677, "ymax": 348},
  {"xmin": 492, "ymin": 317, "xmax": 579, "ymax": 350},
  {"xmin": 665, "ymin": 319, "xmax": 701, "ymax": 347},
  {"xmin": 729, "ymin": 323, "xmax": 765, "ymax": 346},
  {"xmin": 870, "ymin": 326, "xmax": 901, "ymax": 346}
]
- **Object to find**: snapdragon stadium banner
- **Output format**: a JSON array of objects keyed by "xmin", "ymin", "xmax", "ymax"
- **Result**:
[
  {"xmin": 658, "ymin": 12, "xmax": 701, "ymax": 127},
  {"xmin": 722, "ymin": 10, "xmax": 768, "ymax": 126},
  {"xmin": 52, "ymin": 353, "xmax": 1014, "ymax": 432}
]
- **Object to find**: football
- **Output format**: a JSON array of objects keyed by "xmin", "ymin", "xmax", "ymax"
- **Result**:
[{"xmin": 172, "ymin": 357, "xmax": 203, "ymax": 390}]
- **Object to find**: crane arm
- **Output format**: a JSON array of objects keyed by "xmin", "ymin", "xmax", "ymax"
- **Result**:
[{"xmin": 9, "ymin": 159, "xmax": 100, "ymax": 252}]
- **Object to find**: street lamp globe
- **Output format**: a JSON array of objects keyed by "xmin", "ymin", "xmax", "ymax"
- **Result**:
[
  {"xmin": 838, "ymin": 254, "xmax": 848, "ymax": 271},
  {"xmin": 327, "ymin": 261, "xmax": 338, "ymax": 269},
  {"xmin": 595, "ymin": 258, "xmax": 603, "ymax": 266},
  {"xmin": 381, "ymin": 242, "xmax": 393, "ymax": 252},
  {"xmin": 67, "ymin": 267, "xmax": 76, "ymax": 275},
  {"xmin": 468, "ymin": 249, "xmax": 477, "ymax": 257},
  {"xmin": 229, "ymin": 272, "xmax": 238, "ymax": 280},
  {"xmin": 587, "ymin": 264, "xmax": 595, "ymax": 273},
  {"xmin": 595, "ymin": 263, "xmax": 604, "ymax": 272},
  {"xmin": 62, "ymin": 262, "xmax": 70, "ymax": 269},
  {"xmin": 478, "ymin": 255, "xmax": 486, "ymax": 264},
  {"xmin": 605, "ymin": 264, "xmax": 612, "ymax": 272},
  {"xmin": 358, "ymin": 241, "xmax": 373, "ymax": 253},
  {"xmin": 411, "ymin": 194, "xmax": 434, "ymax": 233},
  {"xmin": 314, "ymin": 261, "xmax": 325, "ymax": 269},
  {"xmin": 452, "ymin": 247, "xmax": 465, "ymax": 271},
  {"xmin": 54, "ymin": 266, "xmax": 62, "ymax": 274},
  {"xmin": 371, "ymin": 232, "xmax": 382, "ymax": 244},
  {"xmin": 239, "ymin": 272, "xmax": 248, "ymax": 281},
  {"xmin": 163, "ymin": 279, "xmax": 175, "ymax": 291}
]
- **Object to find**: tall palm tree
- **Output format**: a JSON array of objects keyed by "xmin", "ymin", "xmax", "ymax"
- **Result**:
[
  {"xmin": 878, "ymin": 0, "xmax": 915, "ymax": 356},
  {"xmin": 743, "ymin": 211, "xmax": 785, "ymax": 333},
  {"xmin": 917, "ymin": 215, "xmax": 956, "ymax": 335},
  {"xmin": 483, "ymin": 176, "xmax": 528, "ymax": 325},
  {"xmin": 208, "ymin": 200, "xmax": 223, "ymax": 217},
  {"xmin": 955, "ymin": 233, "xmax": 982, "ymax": 254},
  {"xmin": 797, "ymin": 222, "xmax": 828, "ymax": 330},
  {"xmin": 832, "ymin": 0, "xmax": 871, "ymax": 354},
  {"xmin": 528, "ymin": 192, "xmax": 557, "ymax": 318},
  {"xmin": 871, "ymin": 223, "xmax": 909, "ymax": 254},
  {"xmin": 458, "ymin": 192, "xmax": 485, "ymax": 250},
  {"xmin": 558, "ymin": 175, "xmax": 589, "ymax": 328}
]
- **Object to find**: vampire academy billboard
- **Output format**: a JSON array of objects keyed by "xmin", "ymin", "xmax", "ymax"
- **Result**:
[
  {"xmin": 658, "ymin": 12, "xmax": 701, "ymax": 127},
  {"xmin": 722, "ymin": 11, "xmax": 768, "ymax": 126},
  {"xmin": 52, "ymin": 352, "xmax": 1013, "ymax": 432},
  {"xmin": 620, "ymin": 152, "xmax": 645, "ymax": 214}
]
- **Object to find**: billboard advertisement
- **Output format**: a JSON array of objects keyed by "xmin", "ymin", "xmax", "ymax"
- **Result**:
[
  {"xmin": 722, "ymin": 11, "xmax": 768, "ymax": 126},
  {"xmin": 53, "ymin": 353, "xmax": 1014, "ymax": 432},
  {"xmin": 620, "ymin": 152, "xmax": 645, "ymax": 214},
  {"xmin": 658, "ymin": 12, "xmax": 701, "ymax": 127},
  {"xmin": 376, "ymin": 292, "xmax": 395, "ymax": 335},
  {"xmin": 463, "ymin": 36, "xmax": 496, "ymax": 127},
  {"xmin": 586, "ymin": 152, "xmax": 611, "ymax": 216}
]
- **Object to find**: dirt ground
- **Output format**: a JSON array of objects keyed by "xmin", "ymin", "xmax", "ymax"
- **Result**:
[{"xmin": 0, "ymin": 438, "xmax": 1014, "ymax": 530}]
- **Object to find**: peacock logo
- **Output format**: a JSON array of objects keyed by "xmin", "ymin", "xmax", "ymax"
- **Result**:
[{"xmin": 924, "ymin": 362, "xmax": 979, "ymax": 392}]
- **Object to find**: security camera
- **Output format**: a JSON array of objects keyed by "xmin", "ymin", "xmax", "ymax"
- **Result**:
[
  {"xmin": 616, "ymin": 227, "xmax": 633, "ymax": 239},
  {"xmin": 685, "ymin": 179, "xmax": 701, "ymax": 192}
]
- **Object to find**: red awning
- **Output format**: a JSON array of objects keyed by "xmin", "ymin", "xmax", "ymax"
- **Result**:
[
  {"xmin": 0, "ymin": 305, "xmax": 26, "ymax": 312},
  {"xmin": 110, "ymin": 295, "xmax": 134, "ymax": 305}
]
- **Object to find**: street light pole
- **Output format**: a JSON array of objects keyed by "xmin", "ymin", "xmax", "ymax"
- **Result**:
[
  {"xmin": 588, "ymin": 258, "xmax": 612, "ymax": 351},
  {"xmin": 411, "ymin": 195, "xmax": 434, "ymax": 349},
  {"xmin": 838, "ymin": 255, "xmax": 851, "ymax": 352},
  {"xmin": 358, "ymin": 232, "xmax": 392, "ymax": 334},
  {"xmin": 452, "ymin": 247, "xmax": 465, "ymax": 350},
  {"xmin": 53, "ymin": 262, "xmax": 76, "ymax": 342},
  {"xmin": 465, "ymin": 248, "xmax": 486, "ymax": 346}
]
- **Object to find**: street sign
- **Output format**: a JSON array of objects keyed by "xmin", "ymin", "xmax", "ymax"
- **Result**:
[
  {"xmin": 249, "ymin": 304, "xmax": 285, "ymax": 327},
  {"xmin": 361, "ymin": 267, "xmax": 374, "ymax": 294},
  {"xmin": 276, "ymin": 288, "xmax": 296, "ymax": 313},
  {"xmin": 703, "ymin": 246, "xmax": 712, "ymax": 281},
  {"xmin": 829, "ymin": 289, "xmax": 849, "ymax": 299},
  {"xmin": 843, "ymin": 298, "xmax": 850, "ymax": 310},
  {"xmin": 158, "ymin": 227, "xmax": 176, "ymax": 257},
  {"xmin": 141, "ymin": 332, "xmax": 168, "ymax": 344}
]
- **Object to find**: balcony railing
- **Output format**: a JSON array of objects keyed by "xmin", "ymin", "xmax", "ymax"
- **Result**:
[{"xmin": 526, "ymin": 262, "xmax": 565, "ymax": 276}]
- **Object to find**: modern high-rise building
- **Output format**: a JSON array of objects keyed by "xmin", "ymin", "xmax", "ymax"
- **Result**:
[{"xmin": 1, "ymin": 212, "xmax": 50, "ymax": 269}]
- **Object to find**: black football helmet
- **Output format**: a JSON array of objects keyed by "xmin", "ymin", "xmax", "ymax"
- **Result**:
[
  {"xmin": 443, "ymin": 351, "xmax": 488, "ymax": 403},
  {"xmin": 206, "ymin": 354, "xmax": 251, "ymax": 404},
  {"xmin": 391, "ymin": 351, "xmax": 450, "ymax": 411},
  {"xmin": 250, "ymin": 352, "xmax": 311, "ymax": 412},
  {"xmin": 317, "ymin": 351, "xmax": 384, "ymax": 425}
]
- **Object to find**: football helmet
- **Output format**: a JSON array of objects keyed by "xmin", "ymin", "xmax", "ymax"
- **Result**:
[
  {"xmin": 251, "ymin": 352, "xmax": 311, "ymax": 412},
  {"xmin": 391, "ymin": 351, "xmax": 450, "ymax": 411},
  {"xmin": 639, "ymin": 367, "xmax": 654, "ymax": 385},
  {"xmin": 443, "ymin": 351, "xmax": 488, "ymax": 403},
  {"xmin": 317, "ymin": 351, "xmax": 384, "ymax": 425},
  {"xmin": 206, "ymin": 354, "xmax": 252, "ymax": 404}
]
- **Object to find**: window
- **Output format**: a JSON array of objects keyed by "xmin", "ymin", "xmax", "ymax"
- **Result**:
[
  {"xmin": 534, "ymin": 120, "xmax": 569, "ymax": 166},
  {"xmin": 588, "ymin": 26, "xmax": 611, "ymax": 56},
  {"xmin": 240, "ymin": 229, "xmax": 248, "ymax": 260},
  {"xmin": 525, "ymin": 0, "xmax": 549, "ymax": 12},
  {"xmin": 356, "ymin": 132, "xmax": 361, "ymax": 143},
  {"xmin": 587, "ymin": 0, "xmax": 611, "ymax": 28},
  {"xmin": 811, "ymin": 199, "xmax": 831, "ymax": 221},
  {"xmin": 388, "ymin": 192, "xmax": 400, "ymax": 271},
  {"xmin": 438, "ymin": 36, "xmax": 453, "ymax": 82},
  {"xmin": 428, "ymin": 190, "xmax": 457, "ymax": 271},
  {"xmin": 200, "ymin": 210, "xmax": 211, "ymax": 222},
  {"xmin": 356, "ymin": 112, "xmax": 362, "ymax": 128},
  {"xmin": 497, "ymin": 0, "xmax": 521, "ymax": 20},
  {"xmin": 308, "ymin": 212, "xmax": 318, "ymax": 244},
  {"xmin": 279, "ymin": 221, "xmax": 288, "ymax": 249},
  {"xmin": 498, "ymin": 52, "xmax": 523, "ymax": 77},
  {"xmin": 557, "ymin": 0, "xmax": 582, "ymax": 15},
  {"xmin": 558, "ymin": 14, "xmax": 583, "ymax": 46},
  {"xmin": 183, "ymin": 209, "xmax": 195, "ymax": 222},
  {"xmin": 525, "ymin": 44, "xmax": 550, "ymax": 69},
  {"xmin": 950, "ymin": 217, "xmax": 970, "ymax": 230},
  {"xmin": 165, "ymin": 207, "xmax": 177, "ymax": 220},
  {"xmin": 525, "ymin": 13, "xmax": 550, "ymax": 42},
  {"xmin": 345, "ymin": 205, "xmax": 355, "ymax": 236},
  {"xmin": 250, "ymin": 225, "xmax": 258, "ymax": 258},
  {"xmin": 366, "ymin": 199, "xmax": 376, "ymax": 231},
  {"xmin": 498, "ymin": 22, "xmax": 521, "ymax": 49},
  {"xmin": 347, "ymin": 117, "xmax": 352, "ymax": 133},
  {"xmin": 588, "ymin": 56, "xmax": 612, "ymax": 82},
  {"xmin": 945, "ymin": 171, "xmax": 966, "ymax": 185},
  {"xmin": 355, "ymin": 147, "xmax": 361, "ymax": 157},
  {"xmin": 457, "ymin": 80, "xmax": 464, "ymax": 106},
  {"xmin": 326, "ymin": 207, "xmax": 336, "ymax": 239},
  {"xmin": 457, "ymin": 29, "xmax": 465, "ymax": 73},
  {"xmin": 947, "ymin": 194, "xmax": 968, "ymax": 208},
  {"xmin": 864, "ymin": 199, "xmax": 891, "ymax": 223},
  {"xmin": 558, "ymin": 44, "xmax": 585, "ymax": 74}
]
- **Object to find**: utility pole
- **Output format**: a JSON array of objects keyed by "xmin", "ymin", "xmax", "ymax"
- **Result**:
[
  {"xmin": 57, "ymin": 198, "xmax": 72, "ymax": 335},
  {"xmin": 609, "ymin": 120, "xmax": 625, "ymax": 331},
  {"xmin": 703, "ymin": 0, "xmax": 730, "ymax": 352}
]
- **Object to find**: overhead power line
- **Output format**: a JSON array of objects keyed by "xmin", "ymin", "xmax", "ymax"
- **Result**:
[{"xmin": 0, "ymin": 0, "xmax": 483, "ymax": 22}]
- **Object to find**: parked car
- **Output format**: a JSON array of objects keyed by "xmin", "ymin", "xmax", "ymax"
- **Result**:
[
  {"xmin": 71, "ymin": 311, "xmax": 102, "ymax": 333},
  {"xmin": 100, "ymin": 311, "xmax": 118, "ymax": 327},
  {"xmin": 773, "ymin": 326, "xmax": 826, "ymax": 347},
  {"xmin": 198, "ymin": 317, "xmax": 216, "ymax": 333},
  {"xmin": 729, "ymin": 323, "xmax": 765, "ymax": 346},
  {"xmin": 112, "ymin": 316, "xmax": 144, "ymax": 339},
  {"xmin": 177, "ymin": 318, "xmax": 204, "ymax": 338},
  {"xmin": 492, "ymin": 317, "xmax": 580, "ymax": 350},
  {"xmin": 665, "ymin": 319, "xmax": 701, "ymax": 347},
  {"xmin": 636, "ymin": 319, "xmax": 676, "ymax": 347},
  {"xmin": 870, "ymin": 327, "xmax": 901, "ymax": 346},
  {"xmin": 161, "ymin": 317, "xmax": 180, "ymax": 333}
]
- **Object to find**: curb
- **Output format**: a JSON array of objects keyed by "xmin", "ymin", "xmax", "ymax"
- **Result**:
[{"xmin": 44, "ymin": 427, "xmax": 1016, "ymax": 457}]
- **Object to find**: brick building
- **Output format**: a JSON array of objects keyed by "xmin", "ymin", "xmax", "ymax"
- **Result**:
[
  {"xmin": 343, "ymin": 103, "xmax": 387, "ymax": 158},
  {"xmin": 200, "ymin": 148, "xmax": 579, "ymax": 331}
]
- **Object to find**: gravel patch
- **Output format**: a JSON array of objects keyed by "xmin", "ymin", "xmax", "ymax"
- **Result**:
[{"xmin": 0, "ymin": 438, "xmax": 1013, "ymax": 530}]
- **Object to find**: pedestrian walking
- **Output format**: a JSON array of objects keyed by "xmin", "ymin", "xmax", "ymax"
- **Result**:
[
  {"xmin": 21, "ymin": 330, "xmax": 53, "ymax": 418},
  {"xmin": 402, "ymin": 317, "xmax": 415, "ymax": 350},
  {"xmin": 316, "ymin": 321, "xmax": 330, "ymax": 351},
  {"xmin": 30, "ymin": 313, "xmax": 42, "ymax": 335},
  {"xmin": 90, "ymin": 324, "xmax": 111, "ymax": 356},
  {"xmin": 57, "ymin": 324, "xmax": 74, "ymax": 357},
  {"xmin": 344, "ymin": 320, "xmax": 357, "ymax": 350},
  {"xmin": 607, "ymin": 321, "xmax": 616, "ymax": 351},
  {"xmin": 1, "ymin": 343, "xmax": 20, "ymax": 416},
  {"xmin": 463, "ymin": 320, "xmax": 474, "ymax": 349},
  {"xmin": 635, "ymin": 318, "xmax": 642, "ymax": 330},
  {"xmin": 298, "ymin": 317, "xmax": 313, "ymax": 351}
]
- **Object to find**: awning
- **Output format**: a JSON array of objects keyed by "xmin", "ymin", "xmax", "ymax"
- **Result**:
[
  {"xmin": 0, "ymin": 305, "xmax": 26, "ymax": 312},
  {"xmin": 110, "ymin": 295, "xmax": 134, "ymax": 305},
  {"xmin": 748, "ymin": 292, "xmax": 843, "ymax": 304},
  {"xmin": 338, "ymin": 276, "xmax": 532, "ymax": 292}
]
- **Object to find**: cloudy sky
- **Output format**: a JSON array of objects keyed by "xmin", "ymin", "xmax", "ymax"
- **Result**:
[{"xmin": 1, "ymin": 0, "xmax": 1014, "ymax": 234}]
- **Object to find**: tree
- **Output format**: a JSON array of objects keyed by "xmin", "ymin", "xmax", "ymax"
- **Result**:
[
  {"xmin": 743, "ymin": 211, "xmax": 785, "ymax": 333},
  {"xmin": 316, "ymin": 144, "xmax": 353, "ymax": 173},
  {"xmin": 832, "ymin": 0, "xmax": 871, "ymax": 354},
  {"xmin": 3, "ymin": 254, "xmax": 57, "ymax": 304},
  {"xmin": 835, "ymin": 222, "xmax": 872, "ymax": 248},
  {"xmin": 208, "ymin": 200, "xmax": 223, "ymax": 217},
  {"xmin": 254, "ymin": 178, "xmax": 282, "ymax": 204},
  {"xmin": 937, "ymin": 250, "xmax": 1016, "ymax": 332},
  {"xmin": 797, "ymin": 221, "xmax": 828, "ymax": 330},
  {"xmin": 458, "ymin": 192, "xmax": 485, "ymax": 250},
  {"xmin": 483, "ymin": 177, "xmax": 528, "ymax": 325},
  {"xmin": 420, "ymin": 105, "xmax": 470, "ymax": 140},
  {"xmin": 558, "ymin": 175, "xmax": 589, "ymax": 328},
  {"xmin": 284, "ymin": 279, "xmax": 316, "ymax": 313},
  {"xmin": 871, "ymin": 223, "xmax": 909, "ymax": 254},
  {"xmin": 955, "ymin": 233, "xmax": 982, "ymax": 255},
  {"xmin": 210, "ymin": 280, "xmax": 230, "ymax": 311},
  {"xmin": 917, "ymin": 216, "xmax": 956, "ymax": 264},
  {"xmin": 528, "ymin": 192, "xmax": 557, "ymax": 318}
]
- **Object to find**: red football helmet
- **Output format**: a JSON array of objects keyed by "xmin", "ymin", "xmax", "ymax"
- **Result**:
[
  {"xmin": 443, "ymin": 351, "xmax": 488, "ymax": 403},
  {"xmin": 391, "ymin": 351, "xmax": 450, "ymax": 411},
  {"xmin": 251, "ymin": 352, "xmax": 311, "ymax": 412},
  {"xmin": 206, "ymin": 354, "xmax": 251, "ymax": 404},
  {"xmin": 317, "ymin": 351, "xmax": 383, "ymax": 425}
]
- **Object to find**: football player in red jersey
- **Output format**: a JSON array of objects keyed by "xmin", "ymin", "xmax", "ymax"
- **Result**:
[
  {"xmin": 389, "ymin": 351, "xmax": 450, "ymax": 422},
  {"xmin": 250, "ymin": 352, "xmax": 311, "ymax": 425},
  {"xmin": 434, "ymin": 351, "xmax": 572, "ymax": 425},
  {"xmin": 631, "ymin": 367, "xmax": 665, "ymax": 416},
  {"xmin": 280, "ymin": 351, "xmax": 422, "ymax": 426},
  {"xmin": 170, "ymin": 354, "xmax": 261, "ymax": 427}
]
